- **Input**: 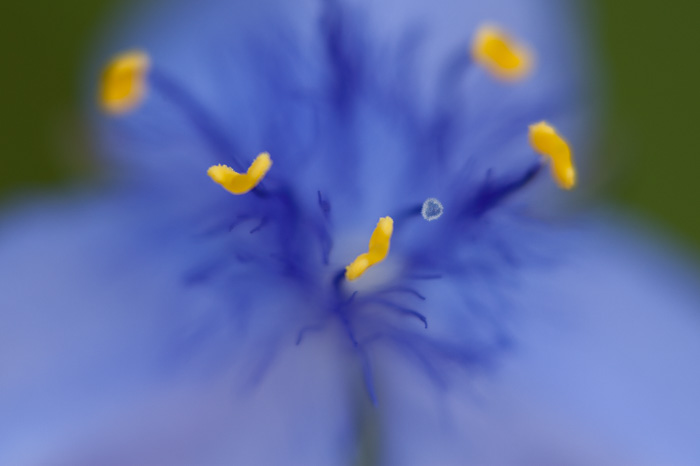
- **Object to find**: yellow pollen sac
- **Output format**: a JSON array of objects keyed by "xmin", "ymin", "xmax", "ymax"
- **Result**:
[
  {"xmin": 100, "ymin": 51, "xmax": 151, "ymax": 115},
  {"xmin": 471, "ymin": 25, "xmax": 533, "ymax": 81},
  {"xmin": 345, "ymin": 217, "xmax": 394, "ymax": 282},
  {"xmin": 529, "ymin": 122, "xmax": 577, "ymax": 190},
  {"xmin": 208, "ymin": 153, "xmax": 272, "ymax": 195}
]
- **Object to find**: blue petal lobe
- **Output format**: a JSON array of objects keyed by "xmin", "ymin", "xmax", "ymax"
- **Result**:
[
  {"xmin": 94, "ymin": 0, "xmax": 589, "ymax": 226},
  {"xmin": 374, "ymin": 218, "xmax": 700, "ymax": 465},
  {"xmin": 0, "ymin": 194, "xmax": 356, "ymax": 466}
]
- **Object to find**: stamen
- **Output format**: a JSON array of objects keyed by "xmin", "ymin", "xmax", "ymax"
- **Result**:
[
  {"xmin": 529, "ymin": 122, "xmax": 577, "ymax": 190},
  {"xmin": 317, "ymin": 191, "xmax": 332, "ymax": 218},
  {"xmin": 421, "ymin": 198, "xmax": 444, "ymax": 221},
  {"xmin": 99, "ymin": 51, "xmax": 150, "ymax": 115},
  {"xmin": 465, "ymin": 162, "xmax": 543, "ymax": 217},
  {"xmin": 345, "ymin": 217, "xmax": 394, "ymax": 281},
  {"xmin": 207, "ymin": 153, "xmax": 272, "ymax": 195},
  {"xmin": 471, "ymin": 25, "xmax": 532, "ymax": 81}
]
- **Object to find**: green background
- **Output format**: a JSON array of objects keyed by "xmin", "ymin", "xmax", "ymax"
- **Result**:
[{"xmin": 1, "ymin": 1, "xmax": 698, "ymax": 245}]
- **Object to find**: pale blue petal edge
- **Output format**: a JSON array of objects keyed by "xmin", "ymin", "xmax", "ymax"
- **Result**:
[
  {"xmin": 0, "ymin": 193, "xmax": 357, "ymax": 466},
  {"xmin": 374, "ymin": 216, "xmax": 700, "ymax": 466}
]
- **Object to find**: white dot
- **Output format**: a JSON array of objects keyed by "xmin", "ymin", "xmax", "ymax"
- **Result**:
[{"xmin": 421, "ymin": 198, "xmax": 444, "ymax": 221}]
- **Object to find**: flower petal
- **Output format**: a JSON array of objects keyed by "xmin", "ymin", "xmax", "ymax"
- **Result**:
[
  {"xmin": 95, "ymin": 0, "xmax": 589, "ymax": 213},
  {"xmin": 374, "ymin": 217, "xmax": 700, "ymax": 465},
  {"xmin": 0, "ymin": 193, "xmax": 356, "ymax": 466}
]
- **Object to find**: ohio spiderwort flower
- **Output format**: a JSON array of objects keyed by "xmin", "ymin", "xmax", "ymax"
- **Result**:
[{"xmin": 2, "ymin": 0, "xmax": 700, "ymax": 464}]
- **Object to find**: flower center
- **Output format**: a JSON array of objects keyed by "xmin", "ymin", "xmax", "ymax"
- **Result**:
[{"xmin": 98, "ymin": 19, "xmax": 578, "ymax": 403}]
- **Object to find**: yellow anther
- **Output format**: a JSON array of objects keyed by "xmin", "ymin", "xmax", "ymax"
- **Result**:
[
  {"xmin": 471, "ymin": 25, "xmax": 533, "ymax": 81},
  {"xmin": 100, "ymin": 51, "xmax": 151, "ymax": 115},
  {"xmin": 346, "ymin": 217, "xmax": 394, "ymax": 282},
  {"xmin": 529, "ymin": 122, "xmax": 577, "ymax": 190},
  {"xmin": 208, "ymin": 152, "xmax": 272, "ymax": 195}
]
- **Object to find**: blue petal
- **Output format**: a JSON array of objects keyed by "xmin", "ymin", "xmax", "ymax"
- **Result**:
[
  {"xmin": 94, "ymin": 0, "xmax": 590, "ymax": 217},
  {"xmin": 0, "ymin": 193, "xmax": 357, "ymax": 465},
  {"xmin": 373, "ymin": 217, "xmax": 700, "ymax": 465}
]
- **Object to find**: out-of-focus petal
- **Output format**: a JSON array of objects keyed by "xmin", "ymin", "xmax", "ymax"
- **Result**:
[
  {"xmin": 94, "ymin": 0, "xmax": 589, "ymax": 209},
  {"xmin": 373, "ymin": 217, "xmax": 700, "ymax": 466},
  {"xmin": 0, "ymin": 193, "xmax": 356, "ymax": 466}
]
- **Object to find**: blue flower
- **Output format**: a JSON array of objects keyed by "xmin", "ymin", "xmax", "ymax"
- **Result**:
[{"xmin": 2, "ymin": 0, "xmax": 700, "ymax": 465}]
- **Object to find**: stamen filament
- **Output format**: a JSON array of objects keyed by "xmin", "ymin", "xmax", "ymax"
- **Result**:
[
  {"xmin": 529, "ymin": 122, "xmax": 577, "ymax": 190},
  {"xmin": 149, "ymin": 69, "xmax": 248, "ymax": 173},
  {"xmin": 346, "ymin": 217, "xmax": 394, "ymax": 281},
  {"xmin": 208, "ymin": 153, "xmax": 272, "ymax": 195}
]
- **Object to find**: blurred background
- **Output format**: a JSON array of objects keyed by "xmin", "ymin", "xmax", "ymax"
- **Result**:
[{"xmin": 1, "ymin": 0, "xmax": 698, "ymax": 243}]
